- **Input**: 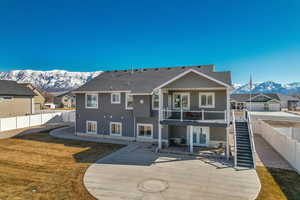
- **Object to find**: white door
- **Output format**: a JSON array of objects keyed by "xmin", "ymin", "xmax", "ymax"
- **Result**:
[
  {"xmin": 192, "ymin": 126, "xmax": 209, "ymax": 146},
  {"xmin": 173, "ymin": 93, "xmax": 190, "ymax": 110}
]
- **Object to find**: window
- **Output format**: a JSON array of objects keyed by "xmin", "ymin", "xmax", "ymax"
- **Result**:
[
  {"xmin": 111, "ymin": 93, "xmax": 121, "ymax": 104},
  {"xmin": 199, "ymin": 93, "xmax": 215, "ymax": 108},
  {"xmin": 125, "ymin": 93, "xmax": 133, "ymax": 110},
  {"xmin": 152, "ymin": 94, "xmax": 159, "ymax": 110},
  {"xmin": 137, "ymin": 123, "xmax": 153, "ymax": 138},
  {"xmin": 0, "ymin": 96, "xmax": 13, "ymax": 101},
  {"xmin": 86, "ymin": 94, "xmax": 98, "ymax": 109},
  {"xmin": 86, "ymin": 121, "xmax": 97, "ymax": 134},
  {"xmin": 110, "ymin": 122, "xmax": 122, "ymax": 136},
  {"xmin": 173, "ymin": 93, "xmax": 190, "ymax": 109}
]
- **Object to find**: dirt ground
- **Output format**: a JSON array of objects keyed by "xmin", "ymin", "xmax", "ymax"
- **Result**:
[
  {"xmin": 264, "ymin": 120, "xmax": 300, "ymax": 128},
  {"xmin": 0, "ymin": 129, "xmax": 123, "ymax": 200}
]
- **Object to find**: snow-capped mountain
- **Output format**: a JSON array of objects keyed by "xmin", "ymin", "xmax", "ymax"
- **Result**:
[
  {"xmin": 234, "ymin": 81, "xmax": 300, "ymax": 95},
  {"xmin": 0, "ymin": 70, "xmax": 102, "ymax": 92}
]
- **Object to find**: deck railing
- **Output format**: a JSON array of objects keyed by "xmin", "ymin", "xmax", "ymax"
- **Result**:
[
  {"xmin": 232, "ymin": 110, "xmax": 237, "ymax": 167},
  {"xmin": 245, "ymin": 110, "xmax": 257, "ymax": 169},
  {"xmin": 161, "ymin": 108, "xmax": 228, "ymax": 123}
]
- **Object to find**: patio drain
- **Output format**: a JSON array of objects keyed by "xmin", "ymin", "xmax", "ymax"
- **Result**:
[{"xmin": 138, "ymin": 178, "xmax": 169, "ymax": 193}]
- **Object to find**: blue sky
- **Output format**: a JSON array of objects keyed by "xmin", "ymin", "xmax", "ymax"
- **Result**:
[{"xmin": 0, "ymin": 0, "xmax": 299, "ymax": 84}]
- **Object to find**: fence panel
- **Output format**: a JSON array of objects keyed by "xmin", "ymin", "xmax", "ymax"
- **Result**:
[
  {"xmin": 16, "ymin": 116, "xmax": 30, "ymax": 129},
  {"xmin": 255, "ymin": 119, "xmax": 300, "ymax": 174},
  {"xmin": 0, "ymin": 111, "xmax": 74, "ymax": 133},
  {"xmin": 0, "ymin": 117, "xmax": 17, "ymax": 131}
]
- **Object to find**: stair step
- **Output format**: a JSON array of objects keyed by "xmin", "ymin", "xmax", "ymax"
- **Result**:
[
  {"xmin": 237, "ymin": 163, "xmax": 253, "ymax": 168},
  {"xmin": 237, "ymin": 148, "xmax": 252, "ymax": 152},
  {"xmin": 237, "ymin": 156, "xmax": 253, "ymax": 160},
  {"xmin": 237, "ymin": 159, "xmax": 253, "ymax": 165},
  {"xmin": 237, "ymin": 138, "xmax": 249, "ymax": 141}
]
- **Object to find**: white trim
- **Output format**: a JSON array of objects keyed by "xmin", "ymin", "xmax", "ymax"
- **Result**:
[
  {"xmin": 153, "ymin": 69, "xmax": 233, "ymax": 91},
  {"xmin": 109, "ymin": 122, "xmax": 122, "ymax": 136},
  {"xmin": 165, "ymin": 87, "xmax": 227, "ymax": 91},
  {"xmin": 86, "ymin": 120, "xmax": 97, "ymax": 134},
  {"xmin": 173, "ymin": 92, "xmax": 190, "ymax": 110},
  {"xmin": 125, "ymin": 93, "xmax": 133, "ymax": 110},
  {"xmin": 137, "ymin": 123, "xmax": 153, "ymax": 139},
  {"xmin": 152, "ymin": 94, "xmax": 159, "ymax": 110},
  {"xmin": 111, "ymin": 93, "xmax": 121, "ymax": 104},
  {"xmin": 131, "ymin": 93, "xmax": 152, "ymax": 95},
  {"xmin": 85, "ymin": 93, "xmax": 98, "ymax": 109},
  {"xmin": 189, "ymin": 126, "xmax": 210, "ymax": 147},
  {"xmin": 0, "ymin": 96, "xmax": 13, "ymax": 101},
  {"xmin": 199, "ymin": 92, "xmax": 215, "ymax": 108},
  {"xmin": 73, "ymin": 90, "xmax": 130, "ymax": 94}
]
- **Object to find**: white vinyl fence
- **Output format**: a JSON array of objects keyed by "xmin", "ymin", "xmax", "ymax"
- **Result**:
[
  {"xmin": 0, "ymin": 111, "xmax": 75, "ymax": 132},
  {"xmin": 253, "ymin": 119, "xmax": 300, "ymax": 174}
]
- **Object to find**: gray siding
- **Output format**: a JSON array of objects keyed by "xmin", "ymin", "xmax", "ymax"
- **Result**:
[
  {"xmin": 133, "ymin": 95, "xmax": 151, "ymax": 117},
  {"xmin": 76, "ymin": 93, "xmax": 134, "ymax": 137},
  {"xmin": 163, "ymin": 72, "xmax": 225, "ymax": 89}
]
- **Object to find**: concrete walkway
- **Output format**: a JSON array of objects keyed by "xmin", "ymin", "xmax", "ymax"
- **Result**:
[
  {"xmin": 254, "ymin": 134, "xmax": 293, "ymax": 170},
  {"xmin": 50, "ymin": 126, "xmax": 131, "ymax": 145},
  {"xmin": 84, "ymin": 143, "xmax": 261, "ymax": 200},
  {"xmin": 0, "ymin": 122, "xmax": 70, "ymax": 139}
]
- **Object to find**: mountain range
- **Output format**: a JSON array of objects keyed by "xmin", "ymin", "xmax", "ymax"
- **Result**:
[
  {"xmin": 0, "ymin": 70, "xmax": 102, "ymax": 92},
  {"xmin": 0, "ymin": 70, "xmax": 299, "ymax": 95}
]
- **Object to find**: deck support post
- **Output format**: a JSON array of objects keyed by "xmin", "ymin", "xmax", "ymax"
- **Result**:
[
  {"xmin": 158, "ymin": 89, "xmax": 163, "ymax": 149},
  {"xmin": 189, "ymin": 126, "xmax": 193, "ymax": 153},
  {"xmin": 226, "ymin": 88, "xmax": 231, "ymax": 160}
]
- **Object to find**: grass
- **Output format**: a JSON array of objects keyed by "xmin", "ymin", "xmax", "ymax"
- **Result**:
[
  {"xmin": 256, "ymin": 166, "xmax": 300, "ymax": 200},
  {"xmin": 0, "ymin": 130, "xmax": 123, "ymax": 200}
]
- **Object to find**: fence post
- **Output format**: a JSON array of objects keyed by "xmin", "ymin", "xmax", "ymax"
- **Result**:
[
  {"xmin": 40, "ymin": 113, "xmax": 43, "ymax": 125},
  {"xmin": 180, "ymin": 107, "xmax": 183, "ymax": 121},
  {"xmin": 29, "ymin": 115, "xmax": 31, "ymax": 127},
  {"xmin": 202, "ymin": 109, "xmax": 204, "ymax": 120},
  {"xmin": 0, "ymin": 118, "xmax": 1, "ymax": 132}
]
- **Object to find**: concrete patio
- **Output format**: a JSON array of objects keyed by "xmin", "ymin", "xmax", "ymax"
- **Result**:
[{"xmin": 84, "ymin": 143, "xmax": 261, "ymax": 200}]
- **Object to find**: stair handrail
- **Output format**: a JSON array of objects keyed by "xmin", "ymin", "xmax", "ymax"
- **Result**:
[
  {"xmin": 232, "ymin": 110, "xmax": 237, "ymax": 168},
  {"xmin": 245, "ymin": 109, "xmax": 256, "ymax": 169}
]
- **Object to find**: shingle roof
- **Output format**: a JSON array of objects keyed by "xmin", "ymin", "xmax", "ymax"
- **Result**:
[
  {"xmin": 231, "ymin": 93, "xmax": 280, "ymax": 102},
  {"xmin": 0, "ymin": 80, "xmax": 36, "ymax": 96},
  {"xmin": 74, "ymin": 65, "xmax": 232, "ymax": 93}
]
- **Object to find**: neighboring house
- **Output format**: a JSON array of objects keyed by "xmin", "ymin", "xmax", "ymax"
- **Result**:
[
  {"xmin": 73, "ymin": 65, "xmax": 233, "ymax": 155},
  {"xmin": 278, "ymin": 94, "xmax": 300, "ymax": 111},
  {"xmin": 231, "ymin": 93, "xmax": 281, "ymax": 111},
  {"xmin": 54, "ymin": 92, "xmax": 76, "ymax": 108},
  {"xmin": 44, "ymin": 102, "xmax": 56, "ymax": 109},
  {"xmin": 20, "ymin": 83, "xmax": 46, "ymax": 111},
  {"xmin": 0, "ymin": 80, "xmax": 36, "ymax": 117}
]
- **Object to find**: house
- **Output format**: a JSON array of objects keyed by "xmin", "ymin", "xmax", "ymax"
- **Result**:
[
  {"xmin": 73, "ymin": 65, "xmax": 233, "ymax": 155},
  {"xmin": 20, "ymin": 83, "xmax": 46, "ymax": 111},
  {"xmin": 231, "ymin": 93, "xmax": 281, "ymax": 111},
  {"xmin": 44, "ymin": 102, "xmax": 56, "ymax": 109},
  {"xmin": 54, "ymin": 92, "xmax": 75, "ymax": 108},
  {"xmin": 278, "ymin": 94, "xmax": 300, "ymax": 111},
  {"xmin": 0, "ymin": 80, "xmax": 36, "ymax": 117}
]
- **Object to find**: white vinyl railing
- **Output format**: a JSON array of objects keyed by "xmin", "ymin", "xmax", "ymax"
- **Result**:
[
  {"xmin": 245, "ymin": 110, "xmax": 257, "ymax": 169},
  {"xmin": 232, "ymin": 110, "xmax": 237, "ymax": 168},
  {"xmin": 161, "ymin": 108, "xmax": 228, "ymax": 123}
]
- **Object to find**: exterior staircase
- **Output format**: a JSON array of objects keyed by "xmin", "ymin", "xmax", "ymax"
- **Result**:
[{"xmin": 235, "ymin": 121, "xmax": 254, "ymax": 168}]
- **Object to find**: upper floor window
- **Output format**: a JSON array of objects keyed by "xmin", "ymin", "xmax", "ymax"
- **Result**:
[
  {"xmin": 152, "ymin": 94, "xmax": 159, "ymax": 110},
  {"xmin": 86, "ymin": 94, "xmax": 98, "ymax": 109},
  {"xmin": 199, "ymin": 92, "xmax": 215, "ymax": 108},
  {"xmin": 125, "ymin": 93, "xmax": 133, "ymax": 110},
  {"xmin": 111, "ymin": 93, "xmax": 121, "ymax": 104}
]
